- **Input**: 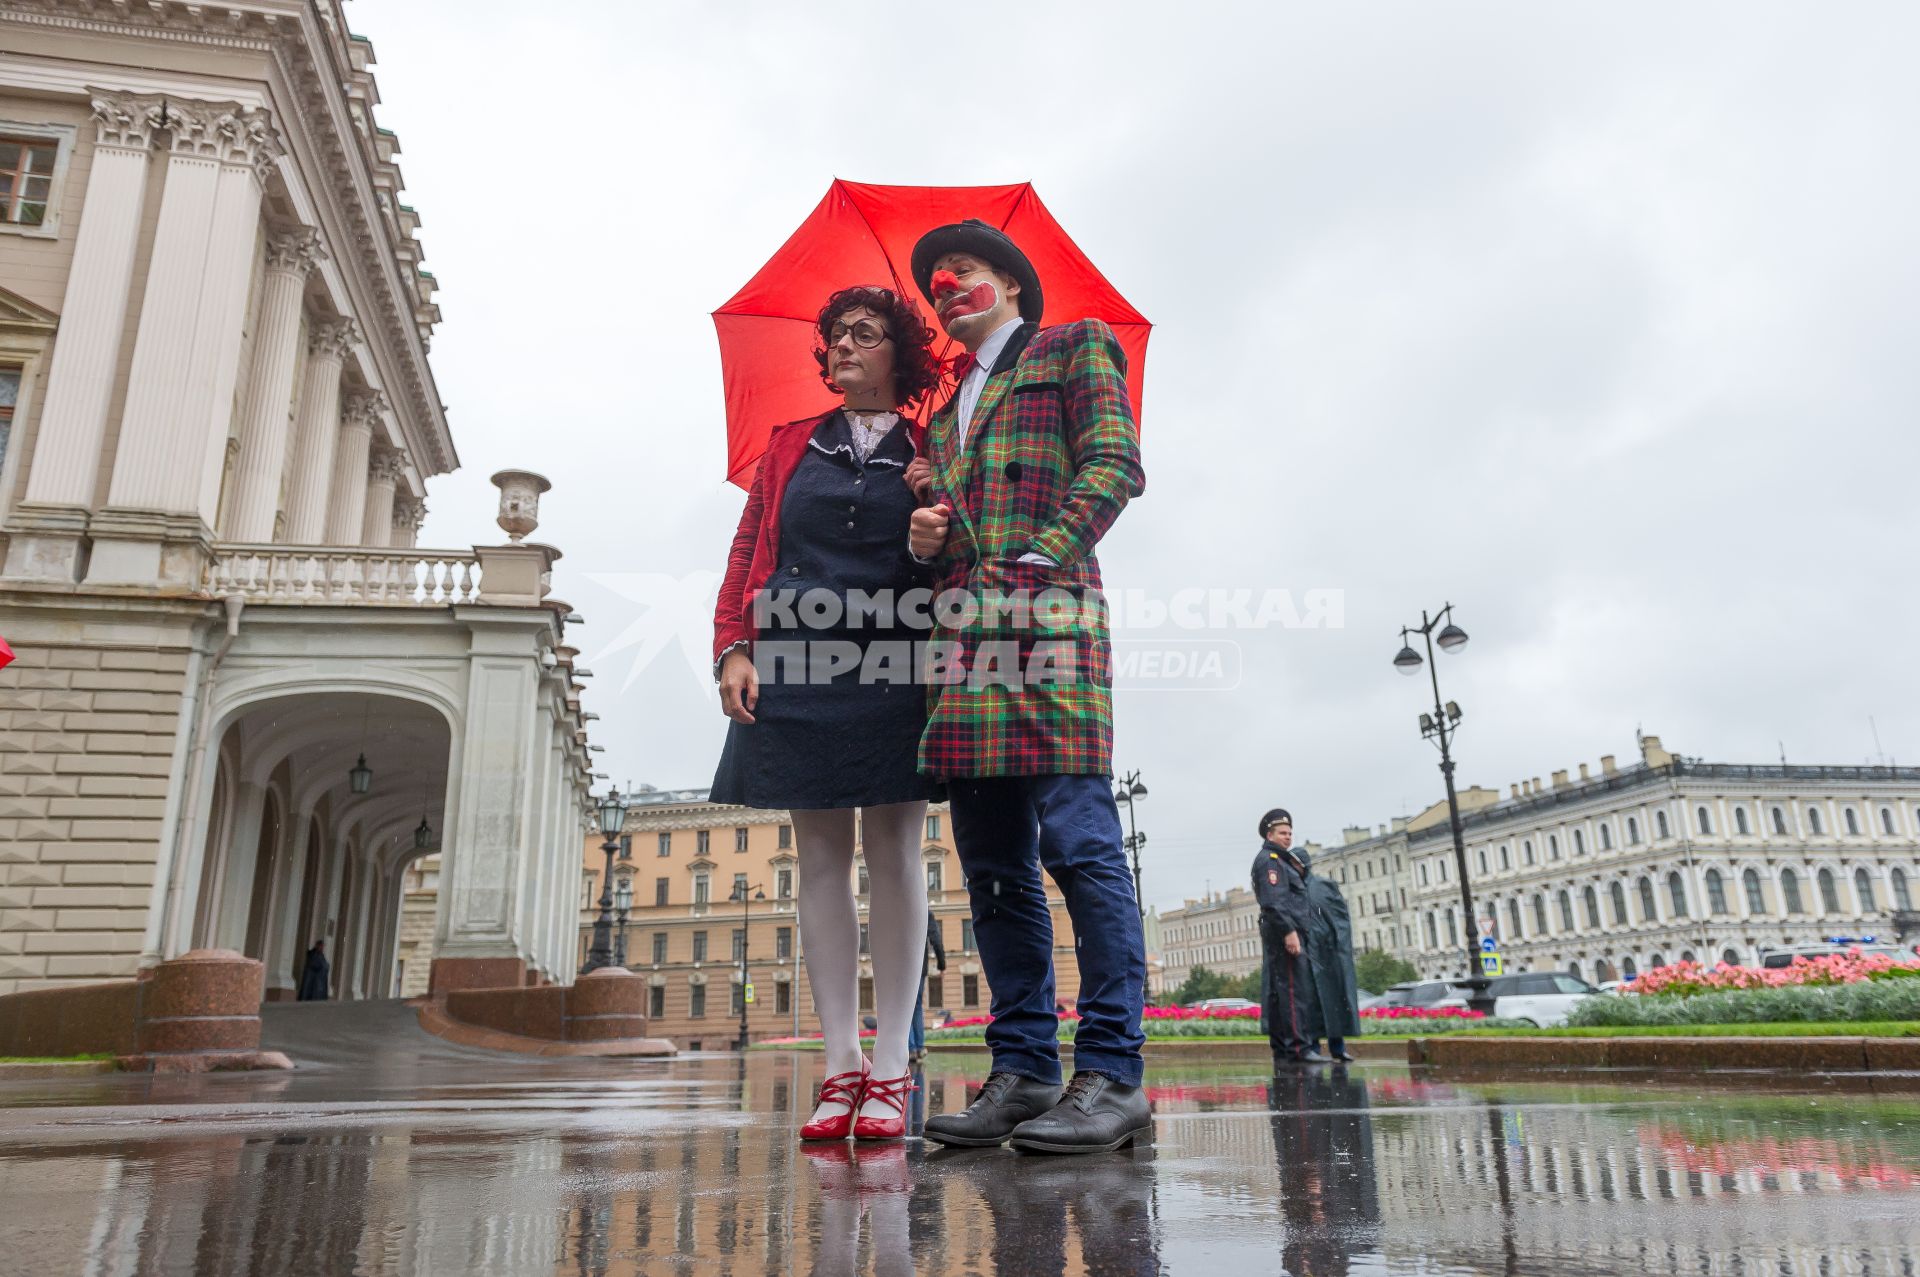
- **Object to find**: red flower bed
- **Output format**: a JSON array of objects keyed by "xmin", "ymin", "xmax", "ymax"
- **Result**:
[{"xmin": 1359, "ymin": 1006, "xmax": 1486, "ymax": 1021}]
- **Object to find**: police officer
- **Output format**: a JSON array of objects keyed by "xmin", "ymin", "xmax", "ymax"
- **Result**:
[{"xmin": 1253, "ymin": 809, "xmax": 1325, "ymax": 1065}]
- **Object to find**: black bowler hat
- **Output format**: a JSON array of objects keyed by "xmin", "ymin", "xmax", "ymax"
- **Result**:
[
  {"xmin": 1259, "ymin": 808, "xmax": 1292, "ymax": 836},
  {"xmin": 910, "ymin": 218, "xmax": 1045, "ymax": 324}
]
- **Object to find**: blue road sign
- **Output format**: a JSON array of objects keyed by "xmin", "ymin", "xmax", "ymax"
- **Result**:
[{"xmin": 1480, "ymin": 936, "xmax": 1497, "ymax": 952}]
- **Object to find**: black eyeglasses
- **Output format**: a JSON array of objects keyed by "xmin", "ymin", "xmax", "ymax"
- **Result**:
[{"xmin": 826, "ymin": 319, "xmax": 891, "ymax": 349}]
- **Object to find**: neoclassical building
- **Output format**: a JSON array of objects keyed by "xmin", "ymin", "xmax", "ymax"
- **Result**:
[
  {"xmin": 1318, "ymin": 735, "xmax": 1920, "ymax": 982},
  {"xmin": 0, "ymin": 2, "xmax": 596, "ymax": 1001}
]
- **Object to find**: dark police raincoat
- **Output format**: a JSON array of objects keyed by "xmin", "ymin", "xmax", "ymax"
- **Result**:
[
  {"xmin": 1302, "ymin": 867, "xmax": 1361, "ymax": 1042},
  {"xmin": 1253, "ymin": 840, "xmax": 1314, "ymax": 1057},
  {"xmin": 297, "ymin": 945, "xmax": 330, "ymax": 1001}
]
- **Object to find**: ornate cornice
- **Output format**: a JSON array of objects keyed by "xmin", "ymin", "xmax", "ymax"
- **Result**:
[
  {"xmin": 87, "ymin": 89, "xmax": 167, "ymax": 151},
  {"xmin": 265, "ymin": 226, "xmax": 326, "ymax": 275},
  {"xmin": 391, "ymin": 496, "xmax": 426, "ymax": 532},
  {"xmin": 308, "ymin": 315, "xmax": 361, "ymax": 361},
  {"xmin": 342, "ymin": 388, "xmax": 389, "ymax": 431}
]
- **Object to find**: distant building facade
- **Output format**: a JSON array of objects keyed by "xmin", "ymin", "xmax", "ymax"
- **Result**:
[{"xmin": 1317, "ymin": 735, "xmax": 1920, "ymax": 982}]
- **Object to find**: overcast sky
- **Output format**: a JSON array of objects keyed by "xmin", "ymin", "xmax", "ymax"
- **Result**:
[{"xmin": 358, "ymin": 1, "xmax": 1918, "ymax": 914}]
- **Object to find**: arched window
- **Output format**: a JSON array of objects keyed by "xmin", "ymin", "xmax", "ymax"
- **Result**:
[
  {"xmin": 1743, "ymin": 868, "xmax": 1765, "ymax": 913},
  {"xmin": 1818, "ymin": 868, "xmax": 1840, "ymax": 914},
  {"xmin": 1844, "ymin": 808, "xmax": 1860, "ymax": 836},
  {"xmin": 1781, "ymin": 868, "xmax": 1805, "ymax": 914},
  {"xmin": 1883, "ymin": 808, "xmax": 1897, "ymax": 836},
  {"xmin": 1855, "ymin": 868, "xmax": 1874, "ymax": 912},
  {"xmin": 1583, "ymin": 885, "xmax": 1601, "ymax": 928},
  {"xmin": 1893, "ymin": 868, "xmax": 1913, "ymax": 911},
  {"xmin": 1621, "ymin": 956, "xmax": 1638, "ymax": 979},
  {"xmin": 1418, "ymin": 862, "xmax": 1429, "ymax": 886},
  {"xmin": 1499, "ymin": 844, "xmax": 1511, "ymax": 870},
  {"xmin": 1523, "ymin": 840, "xmax": 1536, "ymax": 866},
  {"xmin": 1772, "ymin": 807, "xmax": 1787, "ymax": 835},
  {"xmin": 1696, "ymin": 807, "xmax": 1713, "ymax": 836},
  {"xmin": 1566, "ymin": 960, "xmax": 1583, "ymax": 980},
  {"xmin": 1439, "ymin": 859, "xmax": 1449, "ymax": 882},
  {"xmin": 1532, "ymin": 894, "xmax": 1548, "ymax": 935},
  {"xmin": 1637, "ymin": 876, "xmax": 1658, "ymax": 922},
  {"xmin": 1573, "ymin": 829, "xmax": 1586, "ymax": 855},
  {"xmin": 1445, "ymin": 908, "xmax": 1458, "ymax": 945},
  {"xmin": 1627, "ymin": 816, "xmax": 1641, "ymax": 845},
  {"xmin": 1558, "ymin": 890, "xmax": 1575, "ymax": 932},
  {"xmin": 1656, "ymin": 811, "xmax": 1670, "ymax": 839},
  {"xmin": 1649, "ymin": 951, "xmax": 1666, "ymax": 969},
  {"xmin": 1610, "ymin": 881, "xmax": 1629, "ymax": 925},
  {"xmin": 1477, "ymin": 849, "xmax": 1488, "ymax": 876},
  {"xmin": 1807, "ymin": 806, "xmax": 1824, "ymax": 835},
  {"xmin": 1425, "ymin": 913, "xmax": 1439, "ymax": 949},
  {"xmin": 1680, "ymin": 949, "xmax": 1696, "ymax": 964},
  {"xmin": 1668, "ymin": 872, "xmax": 1689, "ymax": 918},
  {"xmin": 1705, "ymin": 868, "xmax": 1729, "ymax": 914},
  {"xmin": 1599, "ymin": 823, "xmax": 1612, "ymax": 851},
  {"xmin": 1721, "ymin": 948, "xmax": 1741, "ymax": 968},
  {"xmin": 1734, "ymin": 807, "xmax": 1750, "ymax": 836},
  {"xmin": 1507, "ymin": 897, "xmax": 1523, "ymax": 940},
  {"xmin": 1549, "ymin": 835, "xmax": 1560, "ymax": 861}
]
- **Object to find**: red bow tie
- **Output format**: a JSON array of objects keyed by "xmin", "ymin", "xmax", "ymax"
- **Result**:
[{"xmin": 948, "ymin": 352, "xmax": 977, "ymax": 379}]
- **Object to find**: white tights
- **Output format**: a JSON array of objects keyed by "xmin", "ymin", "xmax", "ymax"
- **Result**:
[{"xmin": 794, "ymin": 800, "xmax": 927, "ymax": 1122}]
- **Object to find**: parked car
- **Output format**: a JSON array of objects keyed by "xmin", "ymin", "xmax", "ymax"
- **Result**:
[
  {"xmin": 1372, "ymin": 980, "xmax": 1459, "ymax": 1011},
  {"xmin": 1756, "ymin": 942, "xmax": 1912, "ymax": 969},
  {"xmin": 1450, "ymin": 972, "xmax": 1601, "ymax": 1027},
  {"xmin": 1191, "ymin": 997, "xmax": 1260, "ymax": 1013}
]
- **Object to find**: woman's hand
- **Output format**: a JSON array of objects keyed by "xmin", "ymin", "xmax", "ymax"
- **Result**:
[
  {"xmin": 909, "ymin": 502, "xmax": 951, "ymax": 560},
  {"xmin": 904, "ymin": 456, "xmax": 933, "ymax": 503},
  {"xmin": 719, "ymin": 649, "xmax": 758, "ymax": 724}
]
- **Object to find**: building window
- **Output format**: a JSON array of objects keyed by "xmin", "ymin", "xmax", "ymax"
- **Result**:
[
  {"xmin": 1557, "ymin": 890, "xmax": 1575, "ymax": 933},
  {"xmin": 775, "ymin": 926, "xmax": 792, "ymax": 960},
  {"xmin": 731, "ymin": 984, "xmax": 745, "ymax": 1017},
  {"xmin": 1854, "ymin": 868, "xmax": 1874, "ymax": 913},
  {"xmin": 960, "ymin": 919, "xmax": 976, "ymax": 951},
  {"xmin": 735, "ymin": 827, "xmax": 749, "ymax": 852},
  {"xmin": 582, "ymin": 879, "xmax": 596, "ymax": 910},
  {"xmin": 927, "ymin": 813, "xmax": 941, "ymax": 840},
  {"xmin": 692, "ymin": 932, "xmax": 708, "ymax": 962},
  {"xmin": 0, "ymin": 135, "xmax": 59, "ymax": 227},
  {"xmin": 1806, "ymin": 807, "xmax": 1823, "ymax": 836},
  {"xmin": 1656, "ymin": 811, "xmax": 1670, "ymax": 840},
  {"xmin": 1781, "ymin": 869, "xmax": 1805, "ymax": 914},
  {"xmin": 927, "ymin": 862, "xmax": 943, "ymax": 894},
  {"xmin": 1599, "ymin": 823, "xmax": 1612, "ymax": 851},
  {"xmin": 1476, "ymin": 849, "xmax": 1488, "ymax": 875},
  {"xmin": 1507, "ymin": 897, "xmax": 1523, "ymax": 940},
  {"xmin": 693, "ymin": 875, "xmax": 710, "ymax": 906},
  {"xmin": 1418, "ymin": 863, "xmax": 1429, "ymax": 886},
  {"xmin": 963, "ymin": 974, "xmax": 980, "ymax": 1007},
  {"xmin": 1531, "ymin": 895, "xmax": 1548, "ymax": 936},
  {"xmin": 1772, "ymin": 807, "xmax": 1787, "ymax": 836},
  {"xmin": 927, "ymin": 975, "xmax": 944, "ymax": 1008},
  {"xmin": 646, "ymin": 984, "xmax": 665, "ymax": 1018},
  {"xmin": 1499, "ymin": 845, "xmax": 1511, "ymax": 870},
  {"xmin": 1892, "ymin": 868, "xmax": 1912, "ymax": 911},
  {"xmin": 1818, "ymin": 868, "xmax": 1840, "ymax": 914},
  {"xmin": 858, "ymin": 923, "xmax": 869, "ymax": 955},
  {"xmin": 732, "ymin": 872, "xmax": 748, "ymax": 901},
  {"xmin": 689, "ymin": 984, "xmax": 706, "ymax": 1018},
  {"xmin": 1667, "ymin": 872, "xmax": 1689, "ymax": 918},
  {"xmin": 1523, "ymin": 840, "xmax": 1535, "ymax": 866},
  {"xmin": 1621, "ymin": 956, "xmax": 1637, "ymax": 980},
  {"xmin": 1721, "ymin": 948, "xmax": 1741, "ymax": 968},
  {"xmin": 1425, "ymin": 912, "xmax": 1439, "ymax": 948},
  {"xmin": 1548, "ymin": 835, "xmax": 1560, "ymax": 861},
  {"xmin": 658, "ymin": 832, "xmax": 672, "ymax": 857},
  {"xmin": 1705, "ymin": 869, "xmax": 1729, "ymax": 915},
  {"xmin": 1882, "ymin": 808, "xmax": 1897, "ymax": 836},
  {"xmin": 1649, "ymin": 952, "xmax": 1666, "ymax": 970},
  {"xmin": 1734, "ymin": 808, "xmax": 1749, "ymax": 836},
  {"xmin": 1439, "ymin": 859, "xmax": 1448, "ymax": 882},
  {"xmin": 651, "ymin": 932, "xmax": 666, "ymax": 964},
  {"xmin": 1582, "ymin": 886, "xmax": 1600, "ymax": 929},
  {"xmin": 776, "ymin": 982, "xmax": 791, "ymax": 1014},
  {"xmin": 857, "ymin": 977, "xmax": 875, "ymax": 1013},
  {"xmin": 857, "ymin": 865, "xmax": 869, "ymax": 896},
  {"xmin": 1445, "ymin": 909, "xmax": 1457, "ymax": 946},
  {"xmin": 731, "ymin": 929, "xmax": 745, "ymax": 962},
  {"xmin": 1610, "ymin": 881, "xmax": 1629, "ymax": 926},
  {"xmin": 655, "ymin": 877, "xmax": 669, "ymax": 906},
  {"xmin": 1742, "ymin": 868, "xmax": 1764, "ymax": 913},
  {"xmin": 619, "ymin": 834, "xmax": 632, "ymax": 860},
  {"xmin": 1636, "ymin": 877, "xmax": 1657, "ymax": 922},
  {"xmin": 1696, "ymin": 807, "xmax": 1712, "ymax": 836},
  {"xmin": 777, "ymin": 868, "xmax": 794, "ymax": 900},
  {"xmin": 1573, "ymin": 829, "xmax": 1585, "ymax": 856},
  {"xmin": 697, "ymin": 830, "xmax": 711, "ymax": 854},
  {"xmin": 1627, "ymin": 817, "xmax": 1641, "ymax": 845},
  {"xmin": 779, "ymin": 824, "xmax": 792, "ymax": 849},
  {"xmin": 1844, "ymin": 808, "xmax": 1860, "ymax": 837}
]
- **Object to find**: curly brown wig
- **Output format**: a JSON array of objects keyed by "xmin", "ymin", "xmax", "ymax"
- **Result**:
[{"xmin": 812, "ymin": 285, "xmax": 941, "ymax": 409}]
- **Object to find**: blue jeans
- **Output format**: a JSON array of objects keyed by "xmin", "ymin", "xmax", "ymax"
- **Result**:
[
  {"xmin": 908, "ymin": 982, "xmax": 926, "ymax": 1055},
  {"xmin": 950, "ymin": 774, "xmax": 1147, "ymax": 1087}
]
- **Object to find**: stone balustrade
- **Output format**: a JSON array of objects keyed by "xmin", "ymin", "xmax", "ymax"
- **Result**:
[{"xmin": 205, "ymin": 544, "xmax": 483, "ymax": 606}]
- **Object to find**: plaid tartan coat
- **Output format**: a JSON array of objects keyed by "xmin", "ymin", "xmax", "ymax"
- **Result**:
[{"xmin": 919, "ymin": 319, "xmax": 1145, "ymax": 779}]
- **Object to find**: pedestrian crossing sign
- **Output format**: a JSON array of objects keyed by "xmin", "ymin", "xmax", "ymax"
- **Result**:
[
  {"xmin": 1480, "ymin": 953, "xmax": 1503, "ymax": 976},
  {"xmin": 744, "ymin": 983, "xmax": 755, "ymax": 1004}
]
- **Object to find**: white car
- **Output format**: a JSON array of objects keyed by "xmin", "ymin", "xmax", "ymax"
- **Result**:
[
  {"xmin": 1191, "ymin": 997, "xmax": 1260, "ymax": 1013},
  {"xmin": 1433, "ymin": 973, "xmax": 1601, "ymax": 1026}
]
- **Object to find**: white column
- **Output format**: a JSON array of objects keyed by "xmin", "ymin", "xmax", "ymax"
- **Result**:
[
  {"xmin": 226, "ymin": 229, "xmax": 324, "ymax": 542},
  {"xmin": 283, "ymin": 319, "xmax": 357, "ymax": 543},
  {"xmin": 91, "ymin": 101, "xmax": 281, "ymax": 586},
  {"xmin": 324, "ymin": 390, "xmax": 383, "ymax": 544},
  {"xmin": 3, "ymin": 92, "xmax": 161, "ymax": 581},
  {"xmin": 360, "ymin": 447, "xmax": 402, "ymax": 547},
  {"xmin": 390, "ymin": 495, "xmax": 425, "ymax": 549},
  {"xmin": 264, "ymin": 810, "xmax": 314, "ymax": 996}
]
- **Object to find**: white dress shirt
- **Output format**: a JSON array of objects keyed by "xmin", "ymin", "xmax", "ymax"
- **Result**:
[{"xmin": 955, "ymin": 317, "xmax": 1024, "ymax": 449}]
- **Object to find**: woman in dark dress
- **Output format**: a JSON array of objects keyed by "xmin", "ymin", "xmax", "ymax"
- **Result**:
[{"xmin": 710, "ymin": 286, "xmax": 941, "ymax": 1142}]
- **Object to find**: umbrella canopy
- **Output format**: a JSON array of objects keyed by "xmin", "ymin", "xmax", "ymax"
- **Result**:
[{"xmin": 712, "ymin": 180, "xmax": 1150, "ymax": 488}]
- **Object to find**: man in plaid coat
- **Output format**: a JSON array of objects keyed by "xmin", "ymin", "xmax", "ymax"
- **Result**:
[{"xmin": 905, "ymin": 219, "xmax": 1151, "ymax": 1155}]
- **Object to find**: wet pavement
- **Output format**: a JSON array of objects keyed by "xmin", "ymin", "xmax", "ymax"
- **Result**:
[{"xmin": 2, "ymin": 1003, "xmax": 1919, "ymax": 1274}]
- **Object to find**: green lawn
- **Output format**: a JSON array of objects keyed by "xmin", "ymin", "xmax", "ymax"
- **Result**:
[{"xmin": 0, "ymin": 1053, "xmax": 116, "ymax": 1064}]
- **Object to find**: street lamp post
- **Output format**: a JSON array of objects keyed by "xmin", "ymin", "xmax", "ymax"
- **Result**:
[
  {"xmin": 732, "ymin": 880, "xmax": 766, "ymax": 1050},
  {"xmin": 613, "ymin": 876, "xmax": 633, "ymax": 968},
  {"xmin": 580, "ymin": 788, "xmax": 629, "ymax": 975},
  {"xmin": 1393, "ymin": 604, "xmax": 1495, "ymax": 1014},
  {"xmin": 1114, "ymin": 771, "xmax": 1148, "ymax": 921}
]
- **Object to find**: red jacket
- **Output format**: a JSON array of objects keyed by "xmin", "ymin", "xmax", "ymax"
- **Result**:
[{"xmin": 711, "ymin": 411, "xmax": 926, "ymax": 670}]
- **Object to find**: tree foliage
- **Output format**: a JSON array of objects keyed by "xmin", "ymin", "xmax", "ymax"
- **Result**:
[{"xmin": 1354, "ymin": 949, "xmax": 1417, "ymax": 995}]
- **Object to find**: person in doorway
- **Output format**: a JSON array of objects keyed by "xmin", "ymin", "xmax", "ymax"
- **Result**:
[
  {"xmin": 906, "ymin": 219, "xmax": 1150, "ymax": 1155},
  {"xmin": 709, "ymin": 285, "xmax": 945, "ymax": 1142},
  {"xmin": 297, "ymin": 939, "xmax": 330, "ymax": 1002},
  {"xmin": 1254, "ymin": 810, "xmax": 1323, "ymax": 1065},
  {"xmin": 907, "ymin": 909, "xmax": 946, "ymax": 1064}
]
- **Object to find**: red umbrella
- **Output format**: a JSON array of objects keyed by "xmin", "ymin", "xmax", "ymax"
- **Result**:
[
  {"xmin": 712, "ymin": 180, "xmax": 1150, "ymax": 488},
  {"xmin": 0, "ymin": 635, "xmax": 11, "ymax": 672}
]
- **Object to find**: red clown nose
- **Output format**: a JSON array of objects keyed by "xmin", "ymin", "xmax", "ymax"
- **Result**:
[{"xmin": 930, "ymin": 269, "xmax": 961, "ymax": 296}]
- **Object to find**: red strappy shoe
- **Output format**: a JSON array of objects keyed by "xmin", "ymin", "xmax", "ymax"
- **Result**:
[
  {"xmin": 800, "ymin": 1059, "xmax": 870, "ymax": 1142},
  {"xmin": 852, "ymin": 1073, "xmax": 916, "ymax": 1141}
]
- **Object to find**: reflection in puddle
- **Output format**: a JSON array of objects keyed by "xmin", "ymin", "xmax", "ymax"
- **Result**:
[{"xmin": 1, "ymin": 1052, "xmax": 1917, "ymax": 1274}]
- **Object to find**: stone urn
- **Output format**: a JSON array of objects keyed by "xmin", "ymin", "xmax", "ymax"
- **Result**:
[{"xmin": 491, "ymin": 469, "xmax": 551, "ymax": 542}]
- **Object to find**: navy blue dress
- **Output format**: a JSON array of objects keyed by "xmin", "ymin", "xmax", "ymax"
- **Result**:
[{"xmin": 710, "ymin": 413, "xmax": 939, "ymax": 810}]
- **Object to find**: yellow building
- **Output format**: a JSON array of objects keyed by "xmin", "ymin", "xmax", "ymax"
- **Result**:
[{"xmin": 580, "ymin": 787, "xmax": 1080, "ymax": 1050}]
